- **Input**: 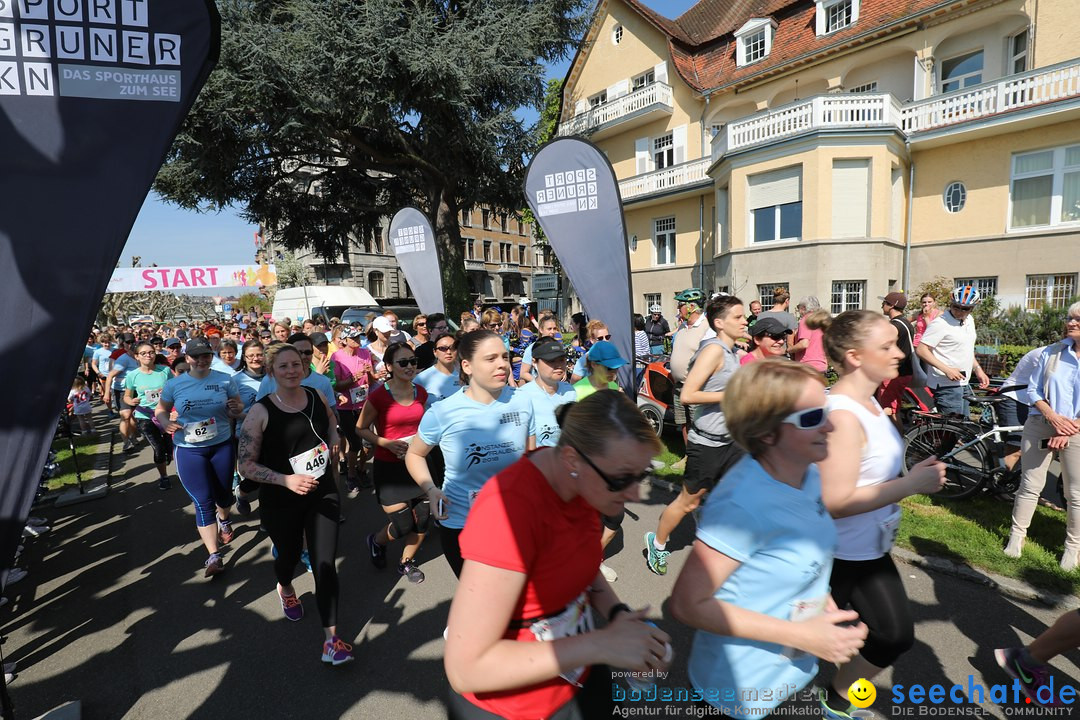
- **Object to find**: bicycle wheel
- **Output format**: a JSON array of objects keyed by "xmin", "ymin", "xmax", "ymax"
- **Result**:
[{"xmin": 903, "ymin": 422, "xmax": 990, "ymax": 500}]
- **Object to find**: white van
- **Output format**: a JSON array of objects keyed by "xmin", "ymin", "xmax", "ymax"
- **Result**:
[{"xmin": 271, "ymin": 286, "xmax": 379, "ymax": 323}]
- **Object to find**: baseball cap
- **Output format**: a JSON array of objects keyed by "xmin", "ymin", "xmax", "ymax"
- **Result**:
[
  {"xmin": 184, "ymin": 338, "xmax": 214, "ymax": 356},
  {"xmin": 749, "ymin": 317, "xmax": 789, "ymax": 337},
  {"xmin": 372, "ymin": 316, "xmax": 393, "ymax": 333},
  {"xmin": 164, "ymin": 338, "xmax": 181, "ymax": 348},
  {"xmin": 586, "ymin": 340, "xmax": 628, "ymax": 369},
  {"xmin": 879, "ymin": 292, "xmax": 908, "ymax": 310},
  {"xmin": 532, "ymin": 338, "xmax": 567, "ymax": 362},
  {"xmin": 309, "ymin": 332, "xmax": 329, "ymax": 346},
  {"xmin": 339, "ymin": 326, "xmax": 363, "ymax": 340},
  {"xmin": 120, "ymin": 332, "xmax": 137, "ymax": 344},
  {"xmin": 150, "ymin": 336, "xmax": 164, "ymax": 344}
]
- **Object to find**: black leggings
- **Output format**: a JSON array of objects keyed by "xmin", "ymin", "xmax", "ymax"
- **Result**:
[
  {"xmin": 135, "ymin": 417, "xmax": 173, "ymax": 468},
  {"xmin": 830, "ymin": 555, "xmax": 914, "ymax": 669},
  {"xmin": 447, "ymin": 665, "xmax": 612, "ymax": 719},
  {"xmin": 261, "ymin": 484, "xmax": 341, "ymax": 627},
  {"xmin": 441, "ymin": 525, "xmax": 465, "ymax": 578}
]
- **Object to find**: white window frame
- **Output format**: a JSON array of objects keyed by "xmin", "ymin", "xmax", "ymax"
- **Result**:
[
  {"xmin": 632, "ymin": 69, "xmax": 655, "ymax": 92},
  {"xmin": 653, "ymin": 134, "xmax": 674, "ymax": 170},
  {"xmin": 943, "ymin": 181, "xmax": 967, "ymax": 213},
  {"xmin": 1009, "ymin": 144, "xmax": 1080, "ymax": 231},
  {"xmin": 830, "ymin": 281, "xmax": 866, "ymax": 313},
  {"xmin": 748, "ymin": 166, "xmax": 803, "ymax": 245},
  {"xmin": 1026, "ymin": 274, "xmax": 1077, "ymax": 310},
  {"xmin": 644, "ymin": 293, "xmax": 662, "ymax": 312},
  {"xmin": 954, "ymin": 277, "xmax": 997, "ymax": 300},
  {"xmin": 483, "ymin": 240, "xmax": 492, "ymax": 262},
  {"xmin": 1008, "ymin": 28, "xmax": 1028, "ymax": 75},
  {"xmin": 848, "ymin": 81, "xmax": 878, "ymax": 93},
  {"xmin": 758, "ymin": 283, "xmax": 789, "ymax": 309},
  {"xmin": 464, "ymin": 238, "xmax": 475, "ymax": 260},
  {"xmin": 735, "ymin": 18, "xmax": 776, "ymax": 68},
  {"xmin": 816, "ymin": 0, "xmax": 859, "ymax": 35},
  {"xmin": 940, "ymin": 49, "xmax": 984, "ymax": 93},
  {"xmin": 612, "ymin": 24, "xmax": 622, "ymax": 45},
  {"xmin": 588, "ymin": 90, "xmax": 607, "ymax": 108},
  {"xmin": 654, "ymin": 216, "xmax": 676, "ymax": 267},
  {"xmin": 460, "ymin": 208, "xmax": 472, "ymax": 227}
]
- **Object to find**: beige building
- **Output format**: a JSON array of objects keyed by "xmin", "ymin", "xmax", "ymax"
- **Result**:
[{"xmin": 558, "ymin": 0, "xmax": 1080, "ymax": 317}]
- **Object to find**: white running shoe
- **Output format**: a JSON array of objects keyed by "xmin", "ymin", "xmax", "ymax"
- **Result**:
[{"xmin": 599, "ymin": 562, "xmax": 618, "ymax": 583}]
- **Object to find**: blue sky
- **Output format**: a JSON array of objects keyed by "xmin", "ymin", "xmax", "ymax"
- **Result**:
[{"xmin": 121, "ymin": 0, "xmax": 698, "ymax": 269}]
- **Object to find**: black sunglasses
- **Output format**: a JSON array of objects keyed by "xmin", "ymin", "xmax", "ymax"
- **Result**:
[
  {"xmin": 435, "ymin": 344, "xmax": 457, "ymax": 352},
  {"xmin": 594, "ymin": 334, "xmax": 612, "ymax": 341},
  {"xmin": 568, "ymin": 443, "xmax": 649, "ymax": 492},
  {"xmin": 395, "ymin": 357, "xmax": 419, "ymax": 368},
  {"xmin": 756, "ymin": 332, "xmax": 787, "ymax": 341}
]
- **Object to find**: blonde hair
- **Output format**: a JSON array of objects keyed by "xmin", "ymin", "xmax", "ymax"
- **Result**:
[
  {"xmin": 265, "ymin": 343, "xmax": 302, "ymax": 375},
  {"xmin": 803, "ymin": 308, "xmax": 832, "ymax": 331},
  {"xmin": 823, "ymin": 310, "xmax": 888, "ymax": 369},
  {"xmin": 481, "ymin": 309, "xmax": 502, "ymax": 327},
  {"xmin": 556, "ymin": 389, "xmax": 661, "ymax": 456},
  {"xmin": 585, "ymin": 319, "xmax": 608, "ymax": 339},
  {"xmin": 725, "ymin": 360, "xmax": 826, "ymax": 457}
]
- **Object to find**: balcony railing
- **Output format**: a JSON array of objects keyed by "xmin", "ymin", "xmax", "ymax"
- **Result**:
[
  {"xmin": 464, "ymin": 259, "xmax": 485, "ymax": 271},
  {"xmin": 713, "ymin": 59, "xmax": 1080, "ymax": 162},
  {"xmin": 558, "ymin": 82, "xmax": 674, "ymax": 136},
  {"xmin": 619, "ymin": 157, "xmax": 712, "ymax": 201},
  {"xmin": 497, "ymin": 262, "xmax": 521, "ymax": 274}
]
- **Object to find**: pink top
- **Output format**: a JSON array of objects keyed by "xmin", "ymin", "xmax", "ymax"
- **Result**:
[
  {"xmin": 739, "ymin": 352, "xmax": 759, "ymax": 366},
  {"xmin": 913, "ymin": 311, "xmax": 941, "ymax": 347},
  {"xmin": 793, "ymin": 319, "xmax": 827, "ymax": 372},
  {"xmin": 332, "ymin": 347, "xmax": 374, "ymax": 410}
]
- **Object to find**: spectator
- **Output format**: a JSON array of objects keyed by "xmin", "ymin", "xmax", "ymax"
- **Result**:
[
  {"xmin": 876, "ymin": 292, "xmax": 916, "ymax": 429},
  {"xmin": 915, "ymin": 286, "xmax": 990, "ymax": 417},
  {"xmin": 669, "ymin": 289, "xmax": 709, "ymax": 458},
  {"xmin": 644, "ymin": 304, "xmax": 671, "ymax": 355},
  {"xmin": 790, "ymin": 296, "xmax": 829, "ymax": 373},
  {"xmin": 756, "ymin": 287, "xmax": 797, "ymax": 335},
  {"xmin": 913, "ymin": 293, "xmax": 942, "ymax": 347}
]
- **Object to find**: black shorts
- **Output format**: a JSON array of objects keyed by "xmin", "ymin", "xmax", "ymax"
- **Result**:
[
  {"xmin": 338, "ymin": 409, "xmax": 361, "ymax": 450},
  {"xmin": 373, "ymin": 458, "xmax": 424, "ymax": 507},
  {"xmin": 683, "ymin": 441, "xmax": 745, "ymax": 495}
]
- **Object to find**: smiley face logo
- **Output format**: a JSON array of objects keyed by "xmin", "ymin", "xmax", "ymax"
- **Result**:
[{"xmin": 848, "ymin": 678, "xmax": 876, "ymax": 708}]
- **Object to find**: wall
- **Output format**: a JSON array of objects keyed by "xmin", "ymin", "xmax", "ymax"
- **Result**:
[
  {"xmin": 1032, "ymin": 0, "xmax": 1073, "ymax": 68},
  {"xmin": 625, "ymin": 194, "xmax": 714, "ymax": 271}
]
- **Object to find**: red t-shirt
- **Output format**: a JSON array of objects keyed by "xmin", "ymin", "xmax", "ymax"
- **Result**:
[
  {"xmin": 366, "ymin": 383, "xmax": 427, "ymax": 463},
  {"xmin": 459, "ymin": 455, "xmax": 602, "ymax": 719}
]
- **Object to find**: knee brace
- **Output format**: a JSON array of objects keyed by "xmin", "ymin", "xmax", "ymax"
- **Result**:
[
  {"xmin": 413, "ymin": 498, "xmax": 432, "ymax": 534},
  {"xmin": 601, "ymin": 509, "xmax": 625, "ymax": 531},
  {"xmin": 387, "ymin": 506, "xmax": 416, "ymax": 540}
]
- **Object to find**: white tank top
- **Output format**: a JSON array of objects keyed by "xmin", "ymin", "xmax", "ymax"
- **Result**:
[{"xmin": 826, "ymin": 393, "xmax": 904, "ymax": 561}]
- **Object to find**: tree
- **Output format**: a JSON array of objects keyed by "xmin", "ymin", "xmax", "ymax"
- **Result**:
[
  {"xmin": 235, "ymin": 292, "xmax": 271, "ymax": 314},
  {"xmin": 155, "ymin": 0, "xmax": 589, "ymax": 314},
  {"xmin": 274, "ymin": 249, "xmax": 308, "ymax": 290}
]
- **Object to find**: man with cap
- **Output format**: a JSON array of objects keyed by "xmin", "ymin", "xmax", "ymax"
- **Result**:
[
  {"xmin": 105, "ymin": 332, "xmax": 141, "ymax": 451},
  {"xmin": 878, "ymin": 292, "xmax": 916, "ymax": 428},
  {"xmin": 916, "ymin": 286, "xmax": 990, "ymax": 417},
  {"xmin": 644, "ymin": 304, "xmax": 671, "ymax": 356}
]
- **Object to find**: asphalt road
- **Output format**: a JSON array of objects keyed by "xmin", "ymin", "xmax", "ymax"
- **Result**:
[{"xmin": 5, "ymin": 433, "xmax": 1080, "ymax": 720}]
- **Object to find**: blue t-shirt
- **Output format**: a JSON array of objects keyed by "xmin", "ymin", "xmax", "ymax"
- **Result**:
[
  {"xmin": 571, "ymin": 353, "xmax": 587, "ymax": 378},
  {"xmin": 92, "ymin": 346, "xmax": 114, "ymax": 375},
  {"xmin": 111, "ymin": 353, "xmax": 140, "ymax": 388},
  {"xmin": 518, "ymin": 379, "xmax": 577, "ymax": 447},
  {"xmin": 210, "ymin": 355, "xmax": 242, "ymax": 375},
  {"xmin": 415, "ymin": 366, "xmax": 464, "ymax": 409},
  {"xmin": 688, "ymin": 456, "xmax": 837, "ymax": 716},
  {"xmin": 417, "ymin": 386, "xmax": 536, "ymax": 529},
  {"xmin": 161, "ymin": 370, "xmax": 240, "ymax": 449},
  {"xmin": 256, "ymin": 371, "xmax": 337, "ymax": 411},
  {"xmin": 233, "ymin": 369, "xmax": 263, "ymax": 410}
]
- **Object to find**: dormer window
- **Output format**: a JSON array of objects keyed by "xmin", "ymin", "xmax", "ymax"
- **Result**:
[
  {"xmin": 816, "ymin": 0, "xmax": 859, "ymax": 35},
  {"xmin": 735, "ymin": 18, "xmax": 777, "ymax": 68}
]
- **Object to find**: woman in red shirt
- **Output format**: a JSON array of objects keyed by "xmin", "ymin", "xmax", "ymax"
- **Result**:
[
  {"xmin": 445, "ymin": 390, "xmax": 672, "ymax": 719},
  {"xmin": 356, "ymin": 342, "xmax": 429, "ymax": 584}
]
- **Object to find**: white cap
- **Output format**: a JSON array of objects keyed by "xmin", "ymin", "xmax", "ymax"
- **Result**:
[{"xmin": 372, "ymin": 316, "xmax": 393, "ymax": 333}]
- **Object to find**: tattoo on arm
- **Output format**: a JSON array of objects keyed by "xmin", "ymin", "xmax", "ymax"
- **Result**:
[{"xmin": 237, "ymin": 422, "xmax": 281, "ymax": 486}]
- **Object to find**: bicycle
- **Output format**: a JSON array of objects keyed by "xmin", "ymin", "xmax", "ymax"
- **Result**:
[{"xmin": 902, "ymin": 386, "xmax": 1026, "ymax": 501}]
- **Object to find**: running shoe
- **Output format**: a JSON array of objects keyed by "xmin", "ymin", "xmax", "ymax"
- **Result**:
[
  {"xmin": 204, "ymin": 553, "xmax": 224, "ymax": 577},
  {"xmin": 123, "ymin": 437, "xmax": 136, "ymax": 453},
  {"xmin": 218, "ymin": 518, "xmax": 235, "ymax": 544},
  {"xmin": 321, "ymin": 635, "xmax": 354, "ymax": 666},
  {"xmin": 6, "ymin": 568, "xmax": 27, "ymax": 584},
  {"xmin": 600, "ymin": 562, "xmax": 618, "ymax": 583},
  {"xmin": 398, "ymin": 559, "xmax": 425, "ymax": 584},
  {"xmin": 996, "ymin": 647, "xmax": 1058, "ymax": 706},
  {"xmin": 818, "ymin": 689, "xmax": 859, "ymax": 720},
  {"xmin": 367, "ymin": 533, "xmax": 387, "ymax": 569},
  {"xmin": 301, "ymin": 549, "xmax": 313, "ymax": 573},
  {"xmin": 22, "ymin": 524, "xmax": 49, "ymax": 538},
  {"xmin": 234, "ymin": 490, "xmax": 252, "ymax": 516},
  {"xmin": 644, "ymin": 532, "xmax": 669, "ymax": 576},
  {"xmin": 158, "ymin": 476, "xmax": 171, "ymax": 491},
  {"xmin": 346, "ymin": 478, "xmax": 360, "ymax": 498},
  {"xmin": 278, "ymin": 586, "xmax": 304, "ymax": 621}
]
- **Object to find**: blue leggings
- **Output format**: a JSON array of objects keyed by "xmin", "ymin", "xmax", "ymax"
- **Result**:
[{"xmin": 176, "ymin": 440, "xmax": 236, "ymax": 527}]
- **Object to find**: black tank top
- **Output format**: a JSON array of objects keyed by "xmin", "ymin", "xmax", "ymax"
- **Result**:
[{"xmin": 256, "ymin": 388, "xmax": 331, "ymax": 476}]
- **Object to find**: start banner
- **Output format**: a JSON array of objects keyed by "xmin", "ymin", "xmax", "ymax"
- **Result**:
[{"xmin": 108, "ymin": 264, "xmax": 277, "ymax": 292}]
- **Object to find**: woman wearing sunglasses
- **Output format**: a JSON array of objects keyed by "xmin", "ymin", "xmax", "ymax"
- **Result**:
[
  {"xmin": 816, "ymin": 311, "xmax": 945, "ymax": 718},
  {"xmin": 671, "ymin": 360, "xmax": 867, "ymax": 717},
  {"xmin": 445, "ymin": 390, "xmax": 671, "ymax": 719},
  {"xmin": 415, "ymin": 333, "xmax": 463, "ymax": 409},
  {"xmin": 740, "ymin": 317, "xmax": 790, "ymax": 366},
  {"xmin": 357, "ymin": 343, "xmax": 430, "ymax": 584}
]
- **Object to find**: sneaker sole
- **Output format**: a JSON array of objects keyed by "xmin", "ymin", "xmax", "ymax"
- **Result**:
[
  {"xmin": 204, "ymin": 565, "xmax": 224, "ymax": 578},
  {"xmin": 322, "ymin": 655, "xmax": 354, "ymax": 666}
]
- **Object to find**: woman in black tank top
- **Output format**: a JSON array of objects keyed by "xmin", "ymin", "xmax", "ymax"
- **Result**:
[{"xmin": 237, "ymin": 344, "xmax": 353, "ymax": 666}]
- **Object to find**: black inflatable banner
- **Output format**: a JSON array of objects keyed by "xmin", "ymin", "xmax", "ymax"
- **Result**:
[
  {"xmin": 0, "ymin": 0, "xmax": 220, "ymax": 581},
  {"xmin": 524, "ymin": 137, "xmax": 636, "ymax": 398}
]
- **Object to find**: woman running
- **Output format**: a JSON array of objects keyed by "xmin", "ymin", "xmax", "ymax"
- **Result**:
[
  {"xmin": 233, "ymin": 339, "xmax": 267, "ymax": 515},
  {"xmin": 671, "ymin": 360, "xmax": 867, "ymax": 717},
  {"xmin": 124, "ymin": 342, "xmax": 174, "ymax": 490},
  {"xmin": 445, "ymin": 390, "xmax": 671, "ymax": 719},
  {"xmin": 237, "ymin": 343, "xmax": 352, "ymax": 665},
  {"xmin": 358, "ymin": 342, "xmax": 429, "ymax": 583},
  {"xmin": 816, "ymin": 311, "xmax": 946, "ymax": 718},
  {"xmin": 156, "ymin": 338, "xmax": 244, "ymax": 576},
  {"xmin": 405, "ymin": 329, "xmax": 535, "ymax": 578},
  {"xmin": 331, "ymin": 326, "xmax": 375, "ymax": 492},
  {"xmin": 415, "ymin": 333, "xmax": 463, "ymax": 408}
]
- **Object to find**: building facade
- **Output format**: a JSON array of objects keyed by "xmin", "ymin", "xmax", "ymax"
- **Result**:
[{"xmin": 559, "ymin": 0, "xmax": 1080, "ymax": 318}]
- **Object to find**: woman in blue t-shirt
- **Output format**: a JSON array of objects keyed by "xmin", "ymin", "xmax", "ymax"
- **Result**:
[
  {"xmin": 671, "ymin": 360, "xmax": 867, "ymax": 717},
  {"xmin": 123, "ymin": 342, "xmax": 174, "ymax": 490},
  {"xmin": 405, "ymin": 329, "xmax": 535, "ymax": 577}
]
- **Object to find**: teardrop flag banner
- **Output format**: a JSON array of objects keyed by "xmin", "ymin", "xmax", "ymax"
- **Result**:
[{"xmin": 389, "ymin": 207, "xmax": 444, "ymax": 315}]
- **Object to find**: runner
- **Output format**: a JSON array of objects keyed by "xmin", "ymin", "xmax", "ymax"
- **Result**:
[
  {"xmin": 91, "ymin": 332, "xmax": 114, "ymax": 407},
  {"xmin": 358, "ymin": 342, "xmax": 430, "ymax": 584},
  {"xmin": 572, "ymin": 341, "xmax": 626, "ymax": 400},
  {"xmin": 646, "ymin": 296, "xmax": 748, "ymax": 576},
  {"xmin": 366, "ymin": 317, "xmax": 393, "ymax": 379},
  {"xmin": 256, "ymin": 334, "xmax": 337, "ymax": 413},
  {"xmin": 670, "ymin": 360, "xmax": 867, "ymax": 718},
  {"xmin": 156, "ymin": 338, "xmax": 244, "ymax": 577},
  {"xmin": 68, "ymin": 377, "xmax": 94, "ymax": 435},
  {"xmin": 237, "ymin": 343, "xmax": 352, "ymax": 665},
  {"xmin": 104, "ymin": 333, "xmax": 140, "ymax": 452},
  {"xmin": 817, "ymin": 310, "xmax": 946, "ymax": 719},
  {"xmin": 124, "ymin": 342, "xmax": 174, "ymax": 490},
  {"xmin": 332, "ymin": 326, "xmax": 375, "ymax": 494},
  {"xmin": 233, "ymin": 339, "xmax": 267, "ymax": 515},
  {"xmin": 405, "ymin": 329, "xmax": 536, "ymax": 578},
  {"xmin": 415, "ymin": 332, "xmax": 463, "ymax": 408},
  {"xmin": 211, "ymin": 338, "xmax": 241, "ymax": 374},
  {"xmin": 444, "ymin": 390, "xmax": 671, "ymax": 719},
  {"xmin": 517, "ymin": 314, "xmax": 560, "ymax": 384}
]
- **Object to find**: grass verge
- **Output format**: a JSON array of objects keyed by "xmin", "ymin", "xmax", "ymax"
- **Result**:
[{"xmin": 45, "ymin": 433, "xmax": 107, "ymax": 492}]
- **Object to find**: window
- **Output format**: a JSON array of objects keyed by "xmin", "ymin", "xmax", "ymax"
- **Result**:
[
  {"xmin": 464, "ymin": 238, "xmax": 475, "ymax": 260},
  {"xmin": 758, "ymin": 283, "xmax": 789, "ymax": 309},
  {"xmin": 735, "ymin": 19, "xmax": 776, "ymax": 67},
  {"xmin": 941, "ymin": 50, "xmax": 983, "ymax": 92},
  {"xmin": 368, "ymin": 271, "xmax": 385, "ymax": 297},
  {"xmin": 848, "ymin": 81, "xmax": 878, "ymax": 93},
  {"xmin": 518, "ymin": 246, "xmax": 527, "ymax": 266},
  {"xmin": 653, "ymin": 134, "xmax": 674, "ymax": 170},
  {"xmin": 644, "ymin": 293, "xmax": 661, "ymax": 311},
  {"xmin": 1009, "ymin": 29, "xmax": 1028, "ymax": 75},
  {"xmin": 1026, "ymin": 274, "xmax": 1077, "ymax": 310},
  {"xmin": 461, "ymin": 209, "xmax": 472, "ymax": 227},
  {"xmin": 500, "ymin": 214, "xmax": 508, "ymax": 233},
  {"xmin": 588, "ymin": 91, "xmax": 607, "ymax": 108},
  {"xmin": 372, "ymin": 227, "xmax": 383, "ymax": 254},
  {"xmin": 943, "ymin": 182, "xmax": 967, "ymax": 213},
  {"xmin": 483, "ymin": 240, "xmax": 492, "ymax": 262},
  {"xmin": 1010, "ymin": 145, "xmax": 1080, "ymax": 229},
  {"xmin": 831, "ymin": 281, "xmax": 865, "ymax": 313},
  {"xmin": 654, "ymin": 216, "xmax": 676, "ymax": 266},
  {"xmin": 816, "ymin": 0, "xmax": 859, "ymax": 35},
  {"xmin": 954, "ymin": 277, "xmax": 997, "ymax": 300},
  {"xmin": 749, "ymin": 166, "xmax": 802, "ymax": 243},
  {"xmin": 632, "ymin": 70, "xmax": 655, "ymax": 92},
  {"xmin": 612, "ymin": 24, "xmax": 622, "ymax": 45},
  {"xmin": 482, "ymin": 209, "xmax": 491, "ymax": 229},
  {"xmin": 745, "ymin": 30, "xmax": 767, "ymax": 63},
  {"xmin": 517, "ymin": 219, "xmax": 525, "ymax": 236},
  {"xmin": 500, "ymin": 242, "xmax": 512, "ymax": 263}
]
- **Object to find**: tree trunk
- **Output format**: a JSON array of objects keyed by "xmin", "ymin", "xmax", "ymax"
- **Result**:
[{"xmin": 429, "ymin": 190, "xmax": 470, "ymax": 318}]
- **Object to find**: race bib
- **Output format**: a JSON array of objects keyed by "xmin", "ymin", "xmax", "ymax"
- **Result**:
[
  {"xmin": 144, "ymin": 388, "xmax": 162, "ymax": 406},
  {"xmin": 289, "ymin": 442, "xmax": 330, "ymax": 479},
  {"xmin": 785, "ymin": 593, "xmax": 828, "ymax": 659},
  {"xmin": 527, "ymin": 592, "xmax": 595, "ymax": 686},
  {"xmin": 878, "ymin": 506, "xmax": 902, "ymax": 554},
  {"xmin": 349, "ymin": 385, "xmax": 368, "ymax": 405},
  {"xmin": 184, "ymin": 418, "xmax": 218, "ymax": 444}
]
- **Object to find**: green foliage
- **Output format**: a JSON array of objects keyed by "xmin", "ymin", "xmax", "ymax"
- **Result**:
[
  {"xmin": 995, "ymin": 344, "xmax": 1036, "ymax": 375},
  {"xmin": 156, "ymin": 0, "xmax": 589, "ymax": 315},
  {"xmin": 914, "ymin": 275, "xmax": 953, "ymax": 310},
  {"xmin": 975, "ymin": 300, "xmax": 1078, "ymax": 347},
  {"xmin": 273, "ymin": 250, "xmax": 308, "ymax": 289},
  {"xmin": 235, "ymin": 292, "xmax": 271, "ymax": 313}
]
